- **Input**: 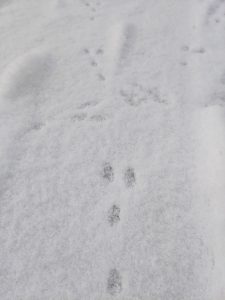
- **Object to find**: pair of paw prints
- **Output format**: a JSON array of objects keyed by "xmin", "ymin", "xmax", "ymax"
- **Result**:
[
  {"xmin": 120, "ymin": 83, "xmax": 167, "ymax": 106},
  {"xmin": 102, "ymin": 162, "xmax": 136, "ymax": 188},
  {"xmin": 106, "ymin": 165, "xmax": 135, "ymax": 226},
  {"xmin": 102, "ymin": 163, "xmax": 136, "ymax": 227},
  {"xmin": 71, "ymin": 112, "xmax": 107, "ymax": 123},
  {"xmin": 70, "ymin": 101, "xmax": 108, "ymax": 124},
  {"xmin": 82, "ymin": 0, "xmax": 101, "ymax": 21},
  {"xmin": 83, "ymin": 47, "xmax": 106, "ymax": 82},
  {"xmin": 181, "ymin": 44, "xmax": 206, "ymax": 54},
  {"xmin": 179, "ymin": 44, "xmax": 206, "ymax": 66}
]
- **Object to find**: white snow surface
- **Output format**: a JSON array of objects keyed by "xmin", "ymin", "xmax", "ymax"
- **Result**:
[{"xmin": 0, "ymin": 0, "xmax": 225, "ymax": 299}]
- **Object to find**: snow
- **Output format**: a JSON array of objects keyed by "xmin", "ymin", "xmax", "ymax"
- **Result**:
[
  {"xmin": 0, "ymin": 0, "xmax": 225, "ymax": 299},
  {"xmin": 195, "ymin": 106, "xmax": 225, "ymax": 300}
]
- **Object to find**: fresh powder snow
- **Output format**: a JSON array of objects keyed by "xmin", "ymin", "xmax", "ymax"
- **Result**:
[{"xmin": 0, "ymin": 0, "xmax": 225, "ymax": 299}]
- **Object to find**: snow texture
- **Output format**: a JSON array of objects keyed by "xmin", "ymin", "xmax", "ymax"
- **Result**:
[{"xmin": 0, "ymin": 0, "xmax": 225, "ymax": 299}]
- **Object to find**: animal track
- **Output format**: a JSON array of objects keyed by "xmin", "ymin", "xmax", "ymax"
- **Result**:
[
  {"xmin": 83, "ymin": 47, "xmax": 105, "ymax": 82},
  {"xmin": 149, "ymin": 87, "xmax": 167, "ymax": 104},
  {"xmin": 102, "ymin": 163, "xmax": 114, "ymax": 182},
  {"xmin": 181, "ymin": 45, "xmax": 190, "ymax": 52},
  {"xmin": 91, "ymin": 60, "xmax": 98, "ymax": 67},
  {"xmin": 77, "ymin": 101, "xmax": 99, "ymax": 110},
  {"xmin": 83, "ymin": 47, "xmax": 103, "ymax": 67},
  {"xmin": 107, "ymin": 269, "xmax": 122, "ymax": 296},
  {"xmin": 97, "ymin": 73, "xmax": 105, "ymax": 81},
  {"xmin": 96, "ymin": 48, "xmax": 104, "ymax": 56},
  {"xmin": 120, "ymin": 83, "xmax": 166, "ymax": 106},
  {"xmin": 74, "ymin": 102, "xmax": 107, "ymax": 123},
  {"xmin": 192, "ymin": 47, "xmax": 206, "ymax": 54},
  {"xmin": 120, "ymin": 83, "xmax": 149, "ymax": 106},
  {"xmin": 83, "ymin": 48, "xmax": 90, "ymax": 54},
  {"xmin": 90, "ymin": 114, "xmax": 107, "ymax": 122},
  {"xmin": 25, "ymin": 122, "xmax": 44, "ymax": 135},
  {"xmin": 180, "ymin": 61, "xmax": 188, "ymax": 66},
  {"xmin": 71, "ymin": 113, "xmax": 87, "ymax": 121},
  {"xmin": 82, "ymin": 0, "xmax": 102, "ymax": 21},
  {"xmin": 108, "ymin": 205, "xmax": 120, "ymax": 226},
  {"xmin": 31, "ymin": 122, "xmax": 44, "ymax": 130},
  {"xmin": 205, "ymin": 0, "xmax": 225, "ymax": 23},
  {"xmin": 124, "ymin": 167, "xmax": 136, "ymax": 188},
  {"xmin": 207, "ymin": 0, "xmax": 225, "ymax": 17}
]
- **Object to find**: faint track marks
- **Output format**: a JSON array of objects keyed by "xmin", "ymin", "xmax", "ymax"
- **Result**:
[
  {"xmin": 102, "ymin": 162, "xmax": 114, "ymax": 183},
  {"xmin": 124, "ymin": 167, "xmax": 136, "ymax": 188},
  {"xmin": 108, "ymin": 205, "xmax": 120, "ymax": 226},
  {"xmin": 120, "ymin": 83, "xmax": 167, "ymax": 106},
  {"xmin": 107, "ymin": 269, "xmax": 122, "ymax": 296}
]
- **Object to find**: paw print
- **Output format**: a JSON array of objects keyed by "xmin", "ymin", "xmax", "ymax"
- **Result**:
[
  {"xmin": 82, "ymin": 47, "xmax": 105, "ymax": 82},
  {"xmin": 120, "ymin": 83, "xmax": 167, "ymax": 106}
]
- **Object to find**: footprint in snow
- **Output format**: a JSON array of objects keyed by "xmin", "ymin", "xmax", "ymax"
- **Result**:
[
  {"xmin": 77, "ymin": 101, "xmax": 99, "ymax": 110},
  {"xmin": 90, "ymin": 114, "xmax": 107, "ymax": 122},
  {"xmin": 120, "ymin": 84, "xmax": 167, "ymax": 106},
  {"xmin": 108, "ymin": 205, "xmax": 120, "ymax": 226},
  {"xmin": 102, "ymin": 163, "xmax": 114, "ymax": 183},
  {"xmin": 71, "ymin": 113, "xmax": 87, "ymax": 121},
  {"xmin": 124, "ymin": 167, "xmax": 136, "ymax": 188},
  {"xmin": 107, "ymin": 269, "xmax": 122, "ymax": 296},
  {"xmin": 82, "ymin": 47, "xmax": 106, "ymax": 82},
  {"xmin": 205, "ymin": 0, "xmax": 225, "ymax": 21},
  {"xmin": 192, "ymin": 47, "xmax": 206, "ymax": 54}
]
